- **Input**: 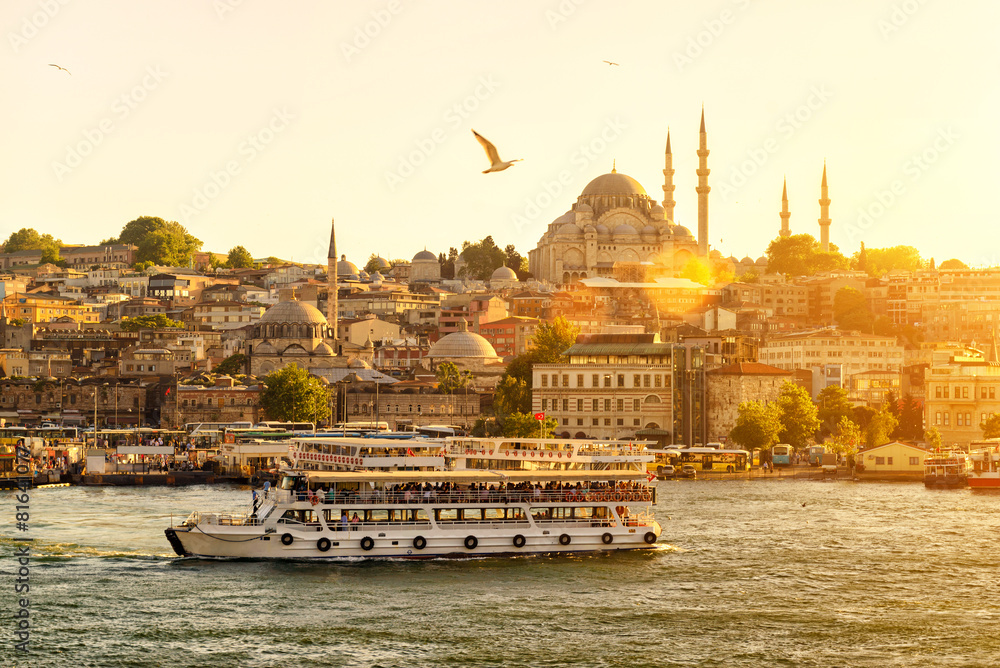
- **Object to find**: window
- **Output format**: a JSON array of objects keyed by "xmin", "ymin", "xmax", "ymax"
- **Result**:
[
  {"xmin": 936, "ymin": 386, "xmax": 942, "ymax": 398},
  {"xmin": 604, "ymin": 418, "xmax": 611, "ymax": 426},
  {"xmin": 966, "ymin": 412, "xmax": 972, "ymax": 426},
  {"xmin": 541, "ymin": 375, "xmax": 548, "ymax": 388},
  {"xmin": 633, "ymin": 375, "xmax": 641, "ymax": 388},
  {"xmin": 887, "ymin": 457, "xmax": 893, "ymax": 465},
  {"xmin": 654, "ymin": 375, "xmax": 662, "ymax": 388},
  {"xmin": 592, "ymin": 374, "xmax": 599, "ymax": 387},
  {"xmin": 616, "ymin": 399, "xmax": 624, "ymax": 412},
  {"xmin": 592, "ymin": 418, "xmax": 599, "ymax": 426},
  {"xmin": 616, "ymin": 418, "xmax": 623, "ymax": 426},
  {"xmin": 617, "ymin": 375, "xmax": 625, "ymax": 388},
  {"xmin": 592, "ymin": 398, "xmax": 599, "ymax": 411},
  {"xmin": 603, "ymin": 376, "xmax": 611, "ymax": 388},
  {"xmin": 577, "ymin": 374, "xmax": 584, "ymax": 388},
  {"xmin": 562, "ymin": 399, "xmax": 569, "ymax": 411},
  {"xmin": 604, "ymin": 399, "xmax": 611, "ymax": 411},
  {"xmin": 875, "ymin": 457, "xmax": 885, "ymax": 465},
  {"xmin": 562, "ymin": 375, "xmax": 569, "ymax": 387},
  {"xmin": 963, "ymin": 387, "xmax": 969, "ymax": 399},
  {"xmin": 643, "ymin": 374, "xmax": 651, "ymax": 388},
  {"xmin": 577, "ymin": 418, "xmax": 583, "ymax": 426},
  {"xmin": 992, "ymin": 387, "xmax": 996, "ymax": 399},
  {"xmin": 982, "ymin": 387, "xmax": 988, "ymax": 399},
  {"xmin": 909, "ymin": 457, "xmax": 919, "ymax": 466},
  {"xmin": 633, "ymin": 398, "xmax": 640, "ymax": 411},
  {"xmin": 944, "ymin": 413, "xmax": 950, "ymax": 426},
  {"xmin": 935, "ymin": 411, "xmax": 941, "ymax": 425},
  {"xmin": 633, "ymin": 418, "xmax": 640, "ymax": 426},
  {"xmin": 540, "ymin": 398, "xmax": 547, "ymax": 411}
]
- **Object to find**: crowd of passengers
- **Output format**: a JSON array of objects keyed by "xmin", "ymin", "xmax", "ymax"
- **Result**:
[{"xmin": 291, "ymin": 479, "xmax": 651, "ymax": 504}]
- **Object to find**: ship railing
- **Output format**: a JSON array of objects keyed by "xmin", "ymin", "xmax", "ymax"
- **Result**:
[
  {"xmin": 296, "ymin": 489, "xmax": 654, "ymax": 506},
  {"xmin": 185, "ymin": 511, "xmax": 262, "ymax": 527}
]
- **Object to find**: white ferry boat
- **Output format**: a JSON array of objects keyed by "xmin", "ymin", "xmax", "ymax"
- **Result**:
[{"xmin": 164, "ymin": 437, "xmax": 662, "ymax": 559}]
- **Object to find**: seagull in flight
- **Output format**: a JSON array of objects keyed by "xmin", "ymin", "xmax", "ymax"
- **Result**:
[
  {"xmin": 48, "ymin": 63, "xmax": 71, "ymax": 75},
  {"xmin": 472, "ymin": 130, "xmax": 522, "ymax": 174},
  {"xmin": 603, "ymin": 60, "xmax": 620, "ymax": 66}
]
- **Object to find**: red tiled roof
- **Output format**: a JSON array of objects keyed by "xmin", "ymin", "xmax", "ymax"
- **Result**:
[{"xmin": 709, "ymin": 362, "xmax": 790, "ymax": 375}]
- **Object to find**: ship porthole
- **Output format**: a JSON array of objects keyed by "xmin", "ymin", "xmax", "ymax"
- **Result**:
[
  {"xmin": 280, "ymin": 533, "xmax": 293, "ymax": 546},
  {"xmin": 360, "ymin": 536, "xmax": 375, "ymax": 551},
  {"xmin": 559, "ymin": 534, "xmax": 571, "ymax": 546},
  {"xmin": 317, "ymin": 537, "xmax": 331, "ymax": 552},
  {"xmin": 412, "ymin": 535, "xmax": 427, "ymax": 550},
  {"xmin": 602, "ymin": 532, "xmax": 614, "ymax": 545},
  {"xmin": 512, "ymin": 534, "xmax": 526, "ymax": 548},
  {"xmin": 644, "ymin": 532, "xmax": 657, "ymax": 544},
  {"xmin": 464, "ymin": 535, "xmax": 478, "ymax": 550}
]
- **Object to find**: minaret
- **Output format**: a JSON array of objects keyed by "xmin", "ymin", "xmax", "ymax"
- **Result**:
[
  {"xmin": 818, "ymin": 162, "xmax": 831, "ymax": 252},
  {"xmin": 779, "ymin": 177, "xmax": 791, "ymax": 238},
  {"xmin": 326, "ymin": 218, "xmax": 338, "ymax": 332},
  {"xmin": 696, "ymin": 107, "xmax": 710, "ymax": 256},
  {"xmin": 662, "ymin": 129, "xmax": 676, "ymax": 222}
]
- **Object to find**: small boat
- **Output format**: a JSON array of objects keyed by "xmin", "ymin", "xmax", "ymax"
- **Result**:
[
  {"xmin": 923, "ymin": 451, "xmax": 970, "ymax": 488},
  {"xmin": 968, "ymin": 445, "xmax": 1000, "ymax": 488}
]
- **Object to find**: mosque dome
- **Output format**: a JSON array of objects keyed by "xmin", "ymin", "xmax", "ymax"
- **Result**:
[
  {"xmin": 313, "ymin": 341, "xmax": 335, "ymax": 356},
  {"xmin": 348, "ymin": 358, "xmax": 371, "ymax": 369},
  {"xmin": 650, "ymin": 204, "xmax": 666, "ymax": 220},
  {"xmin": 640, "ymin": 225, "xmax": 657, "ymax": 235},
  {"xmin": 581, "ymin": 172, "xmax": 648, "ymax": 197},
  {"xmin": 727, "ymin": 255, "xmax": 739, "ymax": 264},
  {"xmin": 254, "ymin": 341, "xmax": 277, "ymax": 355},
  {"xmin": 594, "ymin": 223, "xmax": 610, "ymax": 235},
  {"xmin": 672, "ymin": 225, "xmax": 693, "ymax": 237},
  {"xmin": 428, "ymin": 329, "xmax": 500, "ymax": 359},
  {"xmin": 412, "ymin": 249, "xmax": 437, "ymax": 262},
  {"xmin": 491, "ymin": 265, "xmax": 518, "ymax": 281},
  {"xmin": 709, "ymin": 250, "xmax": 722, "ymax": 260},
  {"xmin": 370, "ymin": 271, "xmax": 385, "ymax": 282},
  {"xmin": 552, "ymin": 211, "xmax": 575, "ymax": 226},
  {"xmin": 372, "ymin": 256, "xmax": 390, "ymax": 270},
  {"xmin": 613, "ymin": 223, "xmax": 638, "ymax": 237},
  {"xmin": 755, "ymin": 256, "xmax": 768, "ymax": 266},
  {"xmin": 740, "ymin": 256, "xmax": 755, "ymax": 265},
  {"xmin": 336, "ymin": 255, "xmax": 358, "ymax": 276},
  {"xmin": 574, "ymin": 202, "xmax": 593, "ymax": 214},
  {"xmin": 259, "ymin": 300, "xmax": 328, "ymax": 325},
  {"xmin": 557, "ymin": 223, "xmax": 584, "ymax": 236}
]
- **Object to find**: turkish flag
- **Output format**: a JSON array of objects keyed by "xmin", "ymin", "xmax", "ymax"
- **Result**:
[{"xmin": 533, "ymin": 412, "xmax": 545, "ymax": 421}]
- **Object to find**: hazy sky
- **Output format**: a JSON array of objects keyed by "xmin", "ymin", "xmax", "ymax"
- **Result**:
[{"xmin": 3, "ymin": 0, "xmax": 997, "ymax": 268}]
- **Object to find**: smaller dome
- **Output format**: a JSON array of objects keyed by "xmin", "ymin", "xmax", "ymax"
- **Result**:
[
  {"xmin": 282, "ymin": 344, "xmax": 309, "ymax": 356},
  {"xmin": 650, "ymin": 204, "xmax": 666, "ymax": 220},
  {"xmin": 672, "ymin": 225, "xmax": 693, "ymax": 237},
  {"xmin": 370, "ymin": 271, "xmax": 384, "ymax": 282},
  {"xmin": 358, "ymin": 270, "xmax": 370, "ymax": 280},
  {"xmin": 613, "ymin": 223, "xmax": 638, "ymax": 236},
  {"xmin": 755, "ymin": 256, "xmax": 768, "ymax": 266},
  {"xmin": 741, "ymin": 256, "xmax": 754, "ymax": 265},
  {"xmin": 574, "ymin": 202, "xmax": 593, "ymax": 213},
  {"xmin": 491, "ymin": 265, "xmax": 518, "ymax": 281},
  {"xmin": 640, "ymin": 225, "xmax": 657, "ymax": 235},
  {"xmin": 557, "ymin": 222, "xmax": 583, "ymax": 236},
  {"xmin": 348, "ymin": 358, "xmax": 370, "ymax": 369},
  {"xmin": 337, "ymin": 255, "xmax": 358, "ymax": 276},
  {"xmin": 709, "ymin": 250, "xmax": 722, "ymax": 260},
  {"xmin": 412, "ymin": 249, "xmax": 437, "ymax": 262},
  {"xmin": 727, "ymin": 255, "xmax": 739, "ymax": 263},
  {"xmin": 313, "ymin": 341, "xmax": 334, "ymax": 356},
  {"xmin": 594, "ymin": 223, "xmax": 610, "ymax": 235},
  {"xmin": 552, "ymin": 211, "xmax": 575, "ymax": 226},
  {"xmin": 372, "ymin": 256, "xmax": 390, "ymax": 269}
]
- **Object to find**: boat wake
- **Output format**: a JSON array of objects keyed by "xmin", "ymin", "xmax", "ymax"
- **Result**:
[{"xmin": 0, "ymin": 535, "xmax": 172, "ymax": 561}]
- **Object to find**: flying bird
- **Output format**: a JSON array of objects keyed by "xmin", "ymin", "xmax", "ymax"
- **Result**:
[
  {"xmin": 603, "ymin": 60, "xmax": 620, "ymax": 66},
  {"xmin": 48, "ymin": 63, "xmax": 71, "ymax": 75},
  {"xmin": 472, "ymin": 130, "xmax": 522, "ymax": 174}
]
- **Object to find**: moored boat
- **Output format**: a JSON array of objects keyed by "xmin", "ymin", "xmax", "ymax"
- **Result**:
[
  {"xmin": 968, "ymin": 445, "xmax": 1000, "ymax": 488},
  {"xmin": 923, "ymin": 451, "xmax": 970, "ymax": 488}
]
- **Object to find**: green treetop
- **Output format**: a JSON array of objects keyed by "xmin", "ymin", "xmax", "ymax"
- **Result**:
[{"xmin": 258, "ymin": 364, "xmax": 330, "ymax": 423}]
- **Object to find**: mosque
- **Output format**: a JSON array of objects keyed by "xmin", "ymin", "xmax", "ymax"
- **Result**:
[{"xmin": 529, "ymin": 111, "xmax": 712, "ymax": 285}]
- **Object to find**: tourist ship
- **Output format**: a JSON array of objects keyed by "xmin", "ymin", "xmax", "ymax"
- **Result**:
[
  {"xmin": 923, "ymin": 451, "xmax": 971, "ymax": 488},
  {"xmin": 968, "ymin": 443, "xmax": 1000, "ymax": 488},
  {"xmin": 164, "ymin": 436, "xmax": 662, "ymax": 559}
]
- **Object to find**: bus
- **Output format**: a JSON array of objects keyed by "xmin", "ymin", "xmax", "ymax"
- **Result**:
[
  {"xmin": 772, "ymin": 444, "xmax": 793, "ymax": 467},
  {"xmin": 647, "ymin": 447, "xmax": 750, "ymax": 474},
  {"xmin": 807, "ymin": 445, "xmax": 826, "ymax": 466}
]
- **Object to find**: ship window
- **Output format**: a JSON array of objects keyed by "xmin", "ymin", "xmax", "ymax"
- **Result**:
[
  {"xmin": 529, "ymin": 507, "xmax": 552, "ymax": 521},
  {"xmin": 436, "ymin": 509, "xmax": 458, "ymax": 522},
  {"xmin": 365, "ymin": 509, "xmax": 390, "ymax": 523},
  {"xmin": 460, "ymin": 508, "xmax": 483, "ymax": 521}
]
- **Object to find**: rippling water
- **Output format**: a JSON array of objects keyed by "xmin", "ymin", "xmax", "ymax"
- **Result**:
[{"xmin": 3, "ymin": 480, "xmax": 999, "ymax": 667}]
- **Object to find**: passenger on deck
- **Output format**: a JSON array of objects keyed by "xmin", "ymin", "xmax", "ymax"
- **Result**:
[{"xmin": 340, "ymin": 511, "xmax": 349, "ymax": 531}]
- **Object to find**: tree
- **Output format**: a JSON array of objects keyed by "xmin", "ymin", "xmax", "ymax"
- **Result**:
[
  {"xmin": 227, "ymin": 246, "xmax": 254, "ymax": 269},
  {"xmin": 897, "ymin": 394, "xmax": 923, "ymax": 441},
  {"xmin": 776, "ymin": 381, "xmax": 821, "ymax": 448},
  {"xmin": 852, "ymin": 245, "xmax": 924, "ymax": 277},
  {"xmin": 827, "ymin": 416, "xmax": 862, "ymax": 456},
  {"xmin": 939, "ymin": 258, "xmax": 968, "ymax": 270},
  {"xmin": 435, "ymin": 361, "xmax": 473, "ymax": 394},
  {"xmin": 816, "ymin": 385, "xmax": 854, "ymax": 436},
  {"xmin": 865, "ymin": 405, "xmax": 898, "ymax": 449},
  {"xmin": 503, "ymin": 244, "xmax": 525, "ymax": 276},
  {"xmin": 833, "ymin": 286, "xmax": 873, "ymax": 333},
  {"xmin": 925, "ymin": 426, "xmax": 943, "ymax": 451},
  {"xmin": 473, "ymin": 412, "xmax": 557, "ymax": 438},
  {"xmin": 980, "ymin": 413, "xmax": 1000, "ymax": 439},
  {"xmin": 259, "ymin": 364, "xmax": 330, "ymax": 423},
  {"xmin": 852, "ymin": 405, "xmax": 877, "ymax": 431},
  {"xmin": 494, "ymin": 375, "xmax": 530, "ymax": 415},
  {"xmin": 765, "ymin": 234, "xmax": 849, "ymax": 277},
  {"xmin": 119, "ymin": 314, "xmax": 184, "ymax": 331},
  {"xmin": 531, "ymin": 316, "xmax": 580, "ymax": 362},
  {"xmin": 2, "ymin": 227, "xmax": 63, "ymax": 264},
  {"xmin": 728, "ymin": 401, "xmax": 782, "ymax": 450},
  {"xmin": 680, "ymin": 257, "xmax": 713, "ymax": 286},
  {"xmin": 439, "ymin": 247, "xmax": 458, "ymax": 279},
  {"xmin": 458, "ymin": 236, "xmax": 506, "ymax": 280},
  {"xmin": 108, "ymin": 216, "xmax": 202, "ymax": 267},
  {"xmin": 212, "ymin": 353, "xmax": 247, "ymax": 376}
]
